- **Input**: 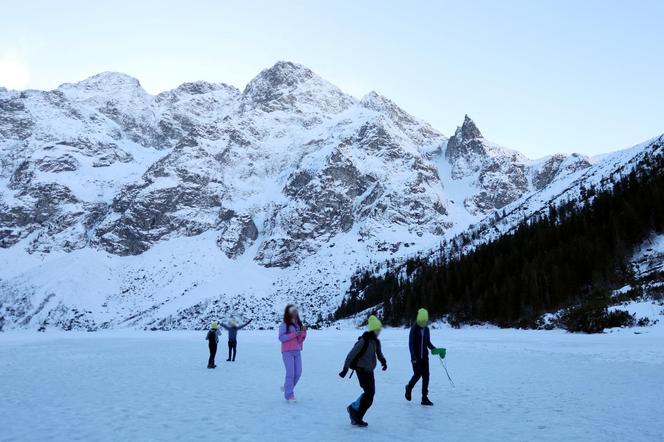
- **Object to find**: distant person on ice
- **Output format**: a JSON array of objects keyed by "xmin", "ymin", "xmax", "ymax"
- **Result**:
[
  {"xmin": 405, "ymin": 308, "xmax": 437, "ymax": 406},
  {"xmin": 339, "ymin": 315, "xmax": 387, "ymax": 427},
  {"xmin": 205, "ymin": 322, "xmax": 221, "ymax": 369},
  {"xmin": 221, "ymin": 319, "xmax": 252, "ymax": 361},
  {"xmin": 278, "ymin": 304, "xmax": 307, "ymax": 401}
]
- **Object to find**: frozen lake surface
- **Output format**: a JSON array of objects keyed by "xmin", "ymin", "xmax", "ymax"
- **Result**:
[{"xmin": 1, "ymin": 327, "xmax": 663, "ymax": 441}]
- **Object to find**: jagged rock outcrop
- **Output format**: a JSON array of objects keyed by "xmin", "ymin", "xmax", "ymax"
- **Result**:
[
  {"xmin": 441, "ymin": 115, "xmax": 591, "ymax": 214},
  {"xmin": 531, "ymin": 153, "xmax": 592, "ymax": 190}
]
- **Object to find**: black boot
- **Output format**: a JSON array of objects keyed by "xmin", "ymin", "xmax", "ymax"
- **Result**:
[
  {"xmin": 347, "ymin": 405, "xmax": 359, "ymax": 425},
  {"xmin": 421, "ymin": 396, "xmax": 434, "ymax": 406},
  {"xmin": 405, "ymin": 385, "xmax": 412, "ymax": 401}
]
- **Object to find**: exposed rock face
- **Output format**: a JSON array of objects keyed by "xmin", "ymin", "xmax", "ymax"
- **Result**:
[
  {"xmin": 217, "ymin": 212, "xmax": 258, "ymax": 259},
  {"xmin": 532, "ymin": 153, "xmax": 592, "ymax": 190},
  {"xmin": 242, "ymin": 61, "xmax": 354, "ymax": 116},
  {"xmin": 443, "ymin": 115, "xmax": 530, "ymax": 213},
  {"xmin": 0, "ymin": 61, "xmax": 598, "ymax": 330},
  {"xmin": 442, "ymin": 115, "xmax": 591, "ymax": 214},
  {"xmin": 445, "ymin": 115, "xmax": 487, "ymax": 178}
]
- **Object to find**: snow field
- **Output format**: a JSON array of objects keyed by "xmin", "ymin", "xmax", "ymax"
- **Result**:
[{"xmin": 1, "ymin": 327, "xmax": 663, "ymax": 441}]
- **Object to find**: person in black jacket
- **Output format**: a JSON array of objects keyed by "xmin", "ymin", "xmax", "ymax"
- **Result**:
[
  {"xmin": 405, "ymin": 308, "xmax": 437, "ymax": 405},
  {"xmin": 205, "ymin": 322, "xmax": 221, "ymax": 368},
  {"xmin": 221, "ymin": 319, "xmax": 252, "ymax": 361},
  {"xmin": 339, "ymin": 315, "xmax": 387, "ymax": 427}
]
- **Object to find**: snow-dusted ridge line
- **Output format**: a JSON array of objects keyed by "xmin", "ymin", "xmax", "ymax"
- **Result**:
[
  {"xmin": 0, "ymin": 61, "xmax": 656, "ymax": 330},
  {"xmin": 344, "ymin": 135, "xmax": 664, "ymax": 287}
]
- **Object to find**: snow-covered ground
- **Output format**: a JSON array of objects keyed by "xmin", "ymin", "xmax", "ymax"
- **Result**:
[{"xmin": 1, "ymin": 327, "xmax": 663, "ymax": 441}]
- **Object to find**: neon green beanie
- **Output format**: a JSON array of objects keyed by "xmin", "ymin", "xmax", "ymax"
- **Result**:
[
  {"xmin": 211, "ymin": 322, "xmax": 219, "ymax": 329},
  {"xmin": 367, "ymin": 315, "xmax": 382, "ymax": 332},
  {"xmin": 416, "ymin": 308, "xmax": 429, "ymax": 327}
]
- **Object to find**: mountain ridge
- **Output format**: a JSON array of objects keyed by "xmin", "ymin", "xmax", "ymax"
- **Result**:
[{"xmin": 0, "ymin": 61, "xmax": 651, "ymax": 330}]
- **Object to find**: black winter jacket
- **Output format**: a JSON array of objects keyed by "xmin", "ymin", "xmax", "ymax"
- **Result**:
[{"xmin": 409, "ymin": 325, "xmax": 435, "ymax": 362}]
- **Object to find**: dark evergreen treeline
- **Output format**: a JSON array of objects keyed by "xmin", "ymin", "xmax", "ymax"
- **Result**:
[{"xmin": 335, "ymin": 142, "xmax": 664, "ymax": 329}]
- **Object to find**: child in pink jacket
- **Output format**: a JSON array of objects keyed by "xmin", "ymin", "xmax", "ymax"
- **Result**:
[{"xmin": 279, "ymin": 304, "xmax": 307, "ymax": 401}]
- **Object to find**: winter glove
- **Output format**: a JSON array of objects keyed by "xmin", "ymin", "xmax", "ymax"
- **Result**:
[
  {"xmin": 431, "ymin": 348, "xmax": 447, "ymax": 359},
  {"xmin": 339, "ymin": 367, "xmax": 349, "ymax": 378},
  {"xmin": 381, "ymin": 361, "xmax": 387, "ymax": 371}
]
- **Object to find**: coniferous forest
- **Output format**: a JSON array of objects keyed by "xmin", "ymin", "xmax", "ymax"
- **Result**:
[{"xmin": 335, "ymin": 144, "xmax": 664, "ymax": 331}]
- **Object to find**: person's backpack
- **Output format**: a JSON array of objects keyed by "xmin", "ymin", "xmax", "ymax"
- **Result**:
[{"xmin": 348, "ymin": 337, "xmax": 370, "ymax": 374}]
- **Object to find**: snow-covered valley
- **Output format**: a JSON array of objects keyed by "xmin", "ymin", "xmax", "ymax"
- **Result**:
[{"xmin": 1, "ymin": 327, "xmax": 663, "ymax": 441}]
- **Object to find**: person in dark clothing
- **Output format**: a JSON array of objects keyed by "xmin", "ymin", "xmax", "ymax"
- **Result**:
[
  {"xmin": 205, "ymin": 322, "xmax": 221, "ymax": 368},
  {"xmin": 221, "ymin": 319, "xmax": 252, "ymax": 361},
  {"xmin": 339, "ymin": 315, "xmax": 387, "ymax": 427},
  {"xmin": 405, "ymin": 308, "xmax": 438, "ymax": 405},
  {"xmin": 228, "ymin": 340, "xmax": 236, "ymax": 362},
  {"xmin": 354, "ymin": 369, "xmax": 375, "ymax": 425}
]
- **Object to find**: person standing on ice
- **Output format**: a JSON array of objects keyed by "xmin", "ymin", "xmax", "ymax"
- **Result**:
[
  {"xmin": 339, "ymin": 315, "xmax": 387, "ymax": 427},
  {"xmin": 221, "ymin": 319, "xmax": 252, "ymax": 361},
  {"xmin": 205, "ymin": 322, "xmax": 221, "ymax": 369},
  {"xmin": 278, "ymin": 304, "xmax": 307, "ymax": 401},
  {"xmin": 405, "ymin": 308, "xmax": 437, "ymax": 406}
]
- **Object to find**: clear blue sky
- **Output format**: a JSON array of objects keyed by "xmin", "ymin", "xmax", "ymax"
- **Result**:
[{"xmin": 2, "ymin": 0, "xmax": 662, "ymax": 157}]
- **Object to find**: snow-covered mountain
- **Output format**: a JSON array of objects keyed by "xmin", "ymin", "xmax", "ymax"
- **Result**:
[{"xmin": 0, "ymin": 61, "xmax": 654, "ymax": 330}]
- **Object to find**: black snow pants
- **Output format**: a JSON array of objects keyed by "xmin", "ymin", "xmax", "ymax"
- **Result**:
[
  {"xmin": 407, "ymin": 358, "xmax": 430, "ymax": 398},
  {"xmin": 228, "ymin": 339, "xmax": 237, "ymax": 361},
  {"xmin": 208, "ymin": 342, "xmax": 217, "ymax": 367},
  {"xmin": 355, "ymin": 369, "xmax": 376, "ymax": 419}
]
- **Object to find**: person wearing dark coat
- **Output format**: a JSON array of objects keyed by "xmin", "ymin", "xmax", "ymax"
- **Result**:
[
  {"xmin": 405, "ymin": 308, "xmax": 437, "ymax": 405},
  {"xmin": 339, "ymin": 315, "xmax": 387, "ymax": 427},
  {"xmin": 221, "ymin": 319, "xmax": 252, "ymax": 361},
  {"xmin": 205, "ymin": 322, "xmax": 221, "ymax": 369}
]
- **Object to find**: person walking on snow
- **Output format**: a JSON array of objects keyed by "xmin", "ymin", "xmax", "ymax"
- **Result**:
[
  {"xmin": 339, "ymin": 315, "xmax": 387, "ymax": 427},
  {"xmin": 405, "ymin": 308, "xmax": 438, "ymax": 406},
  {"xmin": 205, "ymin": 322, "xmax": 221, "ymax": 369},
  {"xmin": 221, "ymin": 319, "xmax": 252, "ymax": 361},
  {"xmin": 278, "ymin": 304, "xmax": 306, "ymax": 401}
]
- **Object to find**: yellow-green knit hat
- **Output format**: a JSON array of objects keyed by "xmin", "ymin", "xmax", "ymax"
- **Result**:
[
  {"xmin": 211, "ymin": 321, "xmax": 219, "ymax": 329},
  {"xmin": 416, "ymin": 308, "xmax": 429, "ymax": 327},
  {"xmin": 367, "ymin": 315, "xmax": 382, "ymax": 332}
]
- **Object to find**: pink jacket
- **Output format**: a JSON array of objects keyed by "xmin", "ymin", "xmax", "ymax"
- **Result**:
[{"xmin": 278, "ymin": 322, "xmax": 306, "ymax": 352}]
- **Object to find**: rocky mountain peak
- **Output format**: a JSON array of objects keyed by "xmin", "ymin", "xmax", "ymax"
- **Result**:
[
  {"xmin": 58, "ymin": 71, "xmax": 144, "ymax": 95},
  {"xmin": 154, "ymin": 81, "xmax": 241, "ymax": 107},
  {"xmin": 359, "ymin": 91, "xmax": 445, "ymax": 147},
  {"xmin": 242, "ymin": 61, "xmax": 315, "ymax": 103},
  {"xmin": 245, "ymin": 61, "xmax": 314, "ymax": 92},
  {"xmin": 360, "ymin": 91, "xmax": 392, "ymax": 111},
  {"xmin": 172, "ymin": 80, "xmax": 237, "ymax": 96},
  {"xmin": 455, "ymin": 114, "xmax": 483, "ymax": 141},
  {"xmin": 445, "ymin": 115, "xmax": 487, "ymax": 163},
  {"xmin": 240, "ymin": 61, "xmax": 354, "ymax": 115}
]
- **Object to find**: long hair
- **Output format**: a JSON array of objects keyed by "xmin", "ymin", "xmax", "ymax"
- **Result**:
[{"xmin": 283, "ymin": 304, "xmax": 302, "ymax": 331}]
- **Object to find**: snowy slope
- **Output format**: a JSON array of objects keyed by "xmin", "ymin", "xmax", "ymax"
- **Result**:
[
  {"xmin": 437, "ymin": 135, "xmax": 664, "ymax": 256},
  {"xmin": 0, "ymin": 61, "xmax": 657, "ymax": 330}
]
